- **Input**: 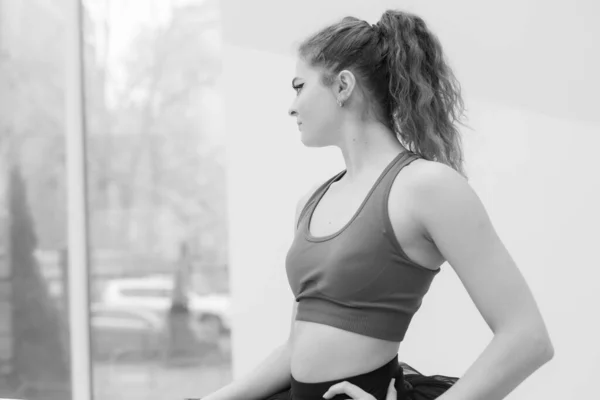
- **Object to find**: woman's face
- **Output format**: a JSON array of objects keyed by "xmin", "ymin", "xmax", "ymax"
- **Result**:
[{"xmin": 288, "ymin": 59, "xmax": 340, "ymax": 147}]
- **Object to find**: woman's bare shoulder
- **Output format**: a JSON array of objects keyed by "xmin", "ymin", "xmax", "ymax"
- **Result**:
[
  {"xmin": 390, "ymin": 157, "xmax": 471, "ymax": 238},
  {"xmin": 396, "ymin": 157, "xmax": 470, "ymax": 203},
  {"xmin": 403, "ymin": 157, "xmax": 465, "ymax": 184}
]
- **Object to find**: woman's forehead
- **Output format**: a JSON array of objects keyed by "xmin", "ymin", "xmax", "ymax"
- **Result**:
[{"xmin": 295, "ymin": 59, "xmax": 317, "ymax": 78}]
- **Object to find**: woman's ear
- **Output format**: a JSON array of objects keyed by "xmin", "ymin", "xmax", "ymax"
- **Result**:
[{"xmin": 336, "ymin": 70, "xmax": 356, "ymax": 101}]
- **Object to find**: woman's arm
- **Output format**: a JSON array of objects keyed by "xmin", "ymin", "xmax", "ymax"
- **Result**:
[
  {"xmin": 202, "ymin": 341, "xmax": 293, "ymax": 400},
  {"xmin": 409, "ymin": 162, "xmax": 554, "ymax": 400},
  {"xmin": 203, "ymin": 301, "xmax": 298, "ymax": 400}
]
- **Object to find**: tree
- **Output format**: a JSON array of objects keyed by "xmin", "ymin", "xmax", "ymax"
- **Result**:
[
  {"xmin": 0, "ymin": 1, "xmax": 100, "ymax": 397},
  {"xmin": 91, "ymin": 0, "xmax": 228, "ymax": 264},
  {"xmin": 9, "ymin": 166, "xmax": 70, "ymax": 399}
]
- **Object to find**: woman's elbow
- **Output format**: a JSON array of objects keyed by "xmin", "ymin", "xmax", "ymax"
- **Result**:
[
  {"xmin": 539, "ymin": 335, "xmax": 555, "ymax": 363},
  {"xmin": 524, "ymin": 327, "xmax": 555, "ymax": 365},
  {"xmin": 500, "ymin": 323, "xmax": 555, "ymax": 365}
]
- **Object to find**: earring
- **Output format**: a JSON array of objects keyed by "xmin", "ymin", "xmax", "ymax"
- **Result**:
[{"xmin": 337, "ymin": 98, "xmax": 344, "ymax": 107}]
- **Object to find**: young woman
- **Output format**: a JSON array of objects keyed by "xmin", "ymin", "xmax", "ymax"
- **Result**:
[{"xmin": 204, "ymin": 9, "xmax": 554, "ymax": 400}]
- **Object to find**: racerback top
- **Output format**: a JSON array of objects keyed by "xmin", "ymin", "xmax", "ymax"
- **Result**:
[{"xmin": 285, "ymin": 151, "xmax": 440, "ymax": 342}]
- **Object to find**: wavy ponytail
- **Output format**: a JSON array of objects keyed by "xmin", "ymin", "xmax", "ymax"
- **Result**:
[
  {"xmin": 298, "ymin": 10, "xmax": 469, "ymax": 178},
  {"xmin": 378, "ymin": 11, "xmax": 468, "ymax": 177}
]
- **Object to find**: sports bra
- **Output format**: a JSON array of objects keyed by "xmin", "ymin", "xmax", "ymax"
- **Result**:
[{"xmin": 285, "ymin": 151, "xmax": 440, "ymax": 342}]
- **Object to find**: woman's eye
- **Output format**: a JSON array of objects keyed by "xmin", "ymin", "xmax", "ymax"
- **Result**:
[{"xmin": 293, "ymin": 84, "xmax": 304, "ymax": 94}]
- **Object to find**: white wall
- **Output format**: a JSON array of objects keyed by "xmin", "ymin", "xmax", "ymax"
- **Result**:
[{"xmin": 221, "ymin": 24, "xmax": 600, "ymax": 400}]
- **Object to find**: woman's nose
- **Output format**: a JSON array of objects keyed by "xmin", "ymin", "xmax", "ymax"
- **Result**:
[{"xmin": 288, "ymin": 106, "xmax": 297, "ymax": 117}]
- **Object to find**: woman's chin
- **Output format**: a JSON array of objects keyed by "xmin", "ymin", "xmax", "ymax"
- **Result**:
[
  {"xmin": 300, "ymin": 137, "xmax": 318, "ymax": 148},
  {"xmin": 300, "ymin": 131, "xmax": 323, "ymax": 148},
  {"xmin": 299, "ymin": 132, "xmax": 311, "ymax": 146}
]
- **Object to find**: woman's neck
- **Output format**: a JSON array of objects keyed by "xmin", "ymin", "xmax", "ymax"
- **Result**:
[{"xmin": 336, "ymin": 120, "xmax": 406, "ymax": 183}]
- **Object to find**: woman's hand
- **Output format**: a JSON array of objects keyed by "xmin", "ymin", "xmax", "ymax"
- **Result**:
[{"xmin": 322, "ymin": 378, "xmax": 396, "ymax": 400}]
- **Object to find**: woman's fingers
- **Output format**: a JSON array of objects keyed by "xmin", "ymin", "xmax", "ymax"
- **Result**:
[
  {"xmin": 386, "ymin": 378, "xmax": 397, "ymax": 400},
  {"xmin": 322, "ymin": 380, "xmax": 377, "ymax": 400},
  {"xmin": 322, "ymin": 378, "xmax": 396, "ymax": 400}
]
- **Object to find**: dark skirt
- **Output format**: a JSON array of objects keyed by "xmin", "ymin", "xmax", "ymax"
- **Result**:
[{"xmin": 264, "ymin": 355, "xmax": 457, "ymax": 400}]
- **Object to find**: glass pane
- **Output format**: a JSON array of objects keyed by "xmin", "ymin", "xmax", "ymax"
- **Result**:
[
  {"xmin": 0, "ymin": 1, "xmax": 72, "ymax": 399},
  {"xmin": 81, "ymin": 1, "xmax": 232, "ymax": 399}
]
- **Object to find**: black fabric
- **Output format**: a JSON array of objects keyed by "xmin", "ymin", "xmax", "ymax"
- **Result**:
[
  {"xmin": 263, "ymin": 359, "xmax": 457, "ymax": 400},
  {"xmin": 399, "ymin": 362, "xmax": 458, "ymax": 400}
]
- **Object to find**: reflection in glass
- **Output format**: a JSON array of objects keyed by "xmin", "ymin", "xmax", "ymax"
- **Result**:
[{"xmin": 82, "ymin": 1, "xmax": 231, "ymax": 399}]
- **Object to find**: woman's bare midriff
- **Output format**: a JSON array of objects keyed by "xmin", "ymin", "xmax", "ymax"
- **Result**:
[{"xmin": 289, "ymin": 320, "xmax": 401, "ymax": 383}]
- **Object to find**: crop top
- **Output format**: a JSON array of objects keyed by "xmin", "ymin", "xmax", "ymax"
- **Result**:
[{"xmin": 285, "ymin": 151, "xmax": 440, "ymax": 342}]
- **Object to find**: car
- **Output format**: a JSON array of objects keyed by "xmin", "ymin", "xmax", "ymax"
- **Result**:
[
  {"xmin": 90, "ymin": 303, "xmax": 165, "ymax": 361},
  {"xmin": 98, "ymin": 276, "xmax": 231, "ymax": 339}
]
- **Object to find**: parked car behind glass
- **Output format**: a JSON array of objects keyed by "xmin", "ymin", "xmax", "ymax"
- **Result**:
[{"xmin": 98, "ymin": 275, "xmax": 231, "ymax": 338}]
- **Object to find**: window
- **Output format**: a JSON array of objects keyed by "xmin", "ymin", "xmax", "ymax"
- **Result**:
[{"xmin": 0, "ymin": 1, "xmax": 231, "ymax": 399}]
